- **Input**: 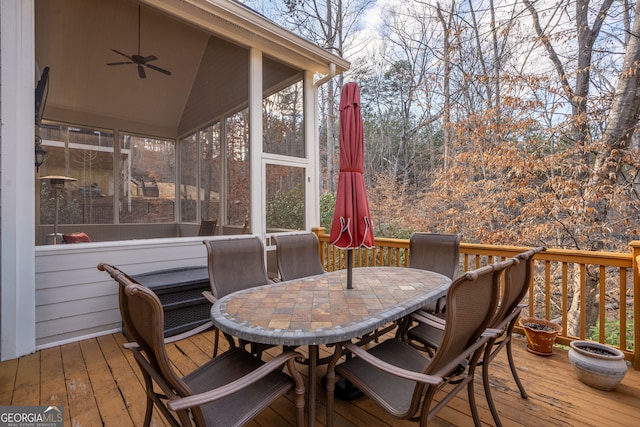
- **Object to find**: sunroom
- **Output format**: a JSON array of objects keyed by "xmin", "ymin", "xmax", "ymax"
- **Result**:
[
  {"xmin": 35, "ymin": 0, "xmax": 348, "ymax": 244},
  {"xmin": 0, "ymin": 0, "xmax": 347, "ymax": 360}
]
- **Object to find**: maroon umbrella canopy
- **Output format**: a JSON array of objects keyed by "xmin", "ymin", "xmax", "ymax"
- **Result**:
[{"xmin": 330, "ymin": 82, "xmax": 375, "ymax": 253}]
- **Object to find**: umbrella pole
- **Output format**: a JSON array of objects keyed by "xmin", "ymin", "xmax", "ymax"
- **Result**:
[
  {"xmin": 347, "ymin": 249, "xmax": 353, "ymax": 289},
  {"xmin": 337, "ymin": 247, "xmax": 365, "ymax": 400}
]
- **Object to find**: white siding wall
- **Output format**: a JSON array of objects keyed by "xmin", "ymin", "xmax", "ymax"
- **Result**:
[{"xmin": 34, "ymin": 236, "xmax": 219, "ymax": 349}]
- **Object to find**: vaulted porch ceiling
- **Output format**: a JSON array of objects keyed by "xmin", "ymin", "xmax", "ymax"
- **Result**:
[{"xmin": 35, "ymin": 0, "xmax": 343, "ymax": 139}]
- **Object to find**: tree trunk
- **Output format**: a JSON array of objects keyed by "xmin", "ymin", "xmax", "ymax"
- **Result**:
[
  {"xmin": 524, "ymin": 0, "xmax": 619, "ymax": 336},
  {"xmin": 580, "ymin": 1, "xmax": 640, "ymax": 245},
  {"xmin": 436, "ymin": 2, "xmax": 453, "ymax": 171},
  {"xmin": 566, "ymin": 266, "xmax": 600, "ymax": 338}
]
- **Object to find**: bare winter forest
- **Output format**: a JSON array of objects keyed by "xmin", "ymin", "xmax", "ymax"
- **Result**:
[{"xmin": 246, "ymin": 0, "xmax": 640, "ymax": 254}]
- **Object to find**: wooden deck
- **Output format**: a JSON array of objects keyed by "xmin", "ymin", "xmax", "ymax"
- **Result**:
[{"xmin": 1, "ymin": 330, "xmax": 638, "ymax": 426}]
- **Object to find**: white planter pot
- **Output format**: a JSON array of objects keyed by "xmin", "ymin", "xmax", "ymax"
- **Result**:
[{"xmin": 568, "ymin": 340, "xmax": 627, "ymax": 391}]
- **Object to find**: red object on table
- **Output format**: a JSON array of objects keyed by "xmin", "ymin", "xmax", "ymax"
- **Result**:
[{"xmin": 329, "ymin": 83, "xmax": 374, "ymax": 288}]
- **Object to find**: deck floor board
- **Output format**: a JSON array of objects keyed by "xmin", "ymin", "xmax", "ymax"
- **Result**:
[{"xmin": 1, "ymin": 330, "xmax": 638, "ymax": 426}]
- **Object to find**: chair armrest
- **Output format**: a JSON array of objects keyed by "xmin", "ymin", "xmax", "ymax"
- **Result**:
[
  {"xmin": 414, "ymin": 309, "xmax": 446, "ymax": 325},
  {"xmin": 482, "ymin": 328, "xmax": 503, "ymax": 336},
  {"xmin": 495, "ymin": 309, "xmax": 521, "ymax": 331},
  {"xmin": 164, "ymin": 320, "xmax": 215, "ymax": 344},
  {"xmin": 430, "ymin": 333, "xmax": 494, "ymax": 378},
  {"xmin": 202, "ymin": 290, "xmax": 217, "ymax": 304},
  {"xmin": 167, "ymin": 350, "xmax": 305, "ymax": 411},
  {"xmin": 341, "ymin": 341, "xmax": 443, "ymax": 385},
  {"xmin": 123, "ymin": 320, "xmax": 215, "ymax": 348},
  {"xmin": 411, "ymin": 311, "xmax": 446, "ymax": 330}
]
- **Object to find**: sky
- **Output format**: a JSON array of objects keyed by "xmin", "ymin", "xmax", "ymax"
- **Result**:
[{"xmin": 237, "ymin": 0, "xmax": 627, "ymax": 91}]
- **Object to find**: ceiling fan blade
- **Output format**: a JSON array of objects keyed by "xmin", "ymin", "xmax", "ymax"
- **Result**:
[
  {"xmin": 111, "ymin": 49, "xmax": 133, "ymax": 61},
  {"xmin": 146, "ymin": 63, "xmax": 171, "ymax": 76},
  {"xmin": 108, "ymin": 6, "xmax": 172, "ymax": 79}
]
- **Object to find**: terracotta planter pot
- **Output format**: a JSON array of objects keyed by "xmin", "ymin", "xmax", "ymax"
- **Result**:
[
  {"xmin": 568, "ymin": 340, "xmax": 627, "ymax": 391},
  {"xmin": 518, "ymin": 317, "xmax": 562, "ymax": 356}
]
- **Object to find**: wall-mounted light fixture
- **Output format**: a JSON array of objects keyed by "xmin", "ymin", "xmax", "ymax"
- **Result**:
[{"xmin": 35, "ymin": 135, "xmax": 47, "ymax": 172}]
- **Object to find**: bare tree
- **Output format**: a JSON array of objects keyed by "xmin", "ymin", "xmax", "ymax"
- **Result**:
[
  {"xmin": 521, "ymin": 0, "xmax": 639, "ymax": 336},
  {"xmin": 435, "ymin": 1, "xmax": 456, "ymax": 171},
  {"xmin": 369, "ymin": 3, "xmax": 446, "ymax": 189},
  {"xmin": 524, "ymin": 0, "xmax": 613, "ymax": 152}
]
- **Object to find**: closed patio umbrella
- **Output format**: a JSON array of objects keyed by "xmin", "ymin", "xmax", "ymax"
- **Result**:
[{"xmin": 330, "ymin": 82, "xmax": 374, "ymax": 289}]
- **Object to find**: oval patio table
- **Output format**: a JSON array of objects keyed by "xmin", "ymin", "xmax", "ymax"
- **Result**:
[{"xmin": 211, "ymin": 266, "xmax": 451, "ymax": 426}]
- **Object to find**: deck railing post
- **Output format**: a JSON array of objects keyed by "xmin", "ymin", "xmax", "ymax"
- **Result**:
[
  {"xmin": 312, "ymin": 227, "xmax": 327, "ymax": 270},
  {"xmin": 629, "ymin": 240, "xmax": 640, "ymax": 370}
]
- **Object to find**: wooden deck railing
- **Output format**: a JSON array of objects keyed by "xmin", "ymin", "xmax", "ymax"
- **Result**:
[{"xmin": 312, "ymin": 228, "xmax": 639, "ymax": 369}]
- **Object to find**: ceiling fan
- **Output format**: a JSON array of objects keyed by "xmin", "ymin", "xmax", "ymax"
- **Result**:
[{"xmin": 107, "ymin": 5, "xmax": 171, "ymax": 79}]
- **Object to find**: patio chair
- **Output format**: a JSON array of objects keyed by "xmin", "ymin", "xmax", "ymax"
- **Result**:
[
  {"xmin": 272, "ymin": 232, "xmax": 325, "ymax": 281},
  {"xmin": 404, "ymin": 247, "xmax": 546, "ymax": 427},
  {"xmin": 480, "ymin": 247, "xmax": 546, "ymax": 425},
  {"xmin": 202, "ymin": 236, "xmax": 273, "ymax": 357},
  {"xmin": 97, "ymin": 263, "xmax": 305, "ymax": 427},
  {"xmin": 198, "ymin": 218, "xmax": 217, "ymax": 236},
  {"xmin": 325, "ymin": 260, "xmax": 509, "ymax": 427},
  {"xmin": 409, "ymin": 232, "xmax": 461, "ymax": 313}
]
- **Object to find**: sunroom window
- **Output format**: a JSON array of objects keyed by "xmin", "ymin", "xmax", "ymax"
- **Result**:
[
  {"xmin": 36, "ymin": 74, "xmax": 307, "ymax": 243},
  {"xmin": 179, "ymin": 123, "xmax": 222, "ymax": 224},
  {"xmin": 266, "ymin": 164, "xmax": 305, "ymax": 231},
  {"xmin": 263, "ymin": 80, "xmax": 304, "ymax": 158},
  {"xmin": 38, "ymin": 124, "xmax": 115, "ymax": 227},
  {"xmin": 200, "ymin": 123, "xmax": 222, "ymax": 223},
  {"xmin": 119, "ymin": 134, "xmax": 176, "ymax": 223},
  {"xmin": 179, "ymin": 133, "xmax": 198, "ymax": 223},
  {"xmin": 226, "ymin": 109, "xmax": 250, "ymax": 229}
]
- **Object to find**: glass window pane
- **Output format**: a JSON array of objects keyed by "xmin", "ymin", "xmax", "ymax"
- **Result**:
[
  {"xmin": 266, "ymin": 164, "xmax": 305, "ymax": 231},
  {"xmin": 226, "ymin": 109, "xmax": 250, "ymax": 228},
  {"xmin": 263, "ymin": 80, "xmax": 304, "ymax": 158},
  {"xmin": 179, "ymin": 133, "xmax": 198, "ymax": 223},
  {"xmin": 119, "ymin": 134, "xmax": 176, "ymax": 223},
  {"xmin": 38, "ymin": 124, "xmax": 115, "ymax": 227},
  {"xmin": 200, "ymin": 123, "xmax": 221, "ymax": 222}
]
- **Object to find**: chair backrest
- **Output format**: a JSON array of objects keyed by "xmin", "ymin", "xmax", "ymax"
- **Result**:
[
  {"xmin": 494, "ymin": 247, "xmax": 546, "ymax": 325},
  {"xmin": 198, "ymin": 218, "xmax": 217, "ymax": 236},
  {"xmin": 97, "ymin": 264, "xmax": 191, "ymax": 398},
  {"xmin": 273, "ymin": 233, "xmax": 325, "ymax": 281},
  {"xmin": 203, "ymin": 236, "xmax": 270, "ymax": 299},
  {"xmin": 409, "ymin": 233, "xmax": 461, "ymax": 280},
  {"xmin": 424, "ymin": 259, "xmax": 511, "ymax": 377}
]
